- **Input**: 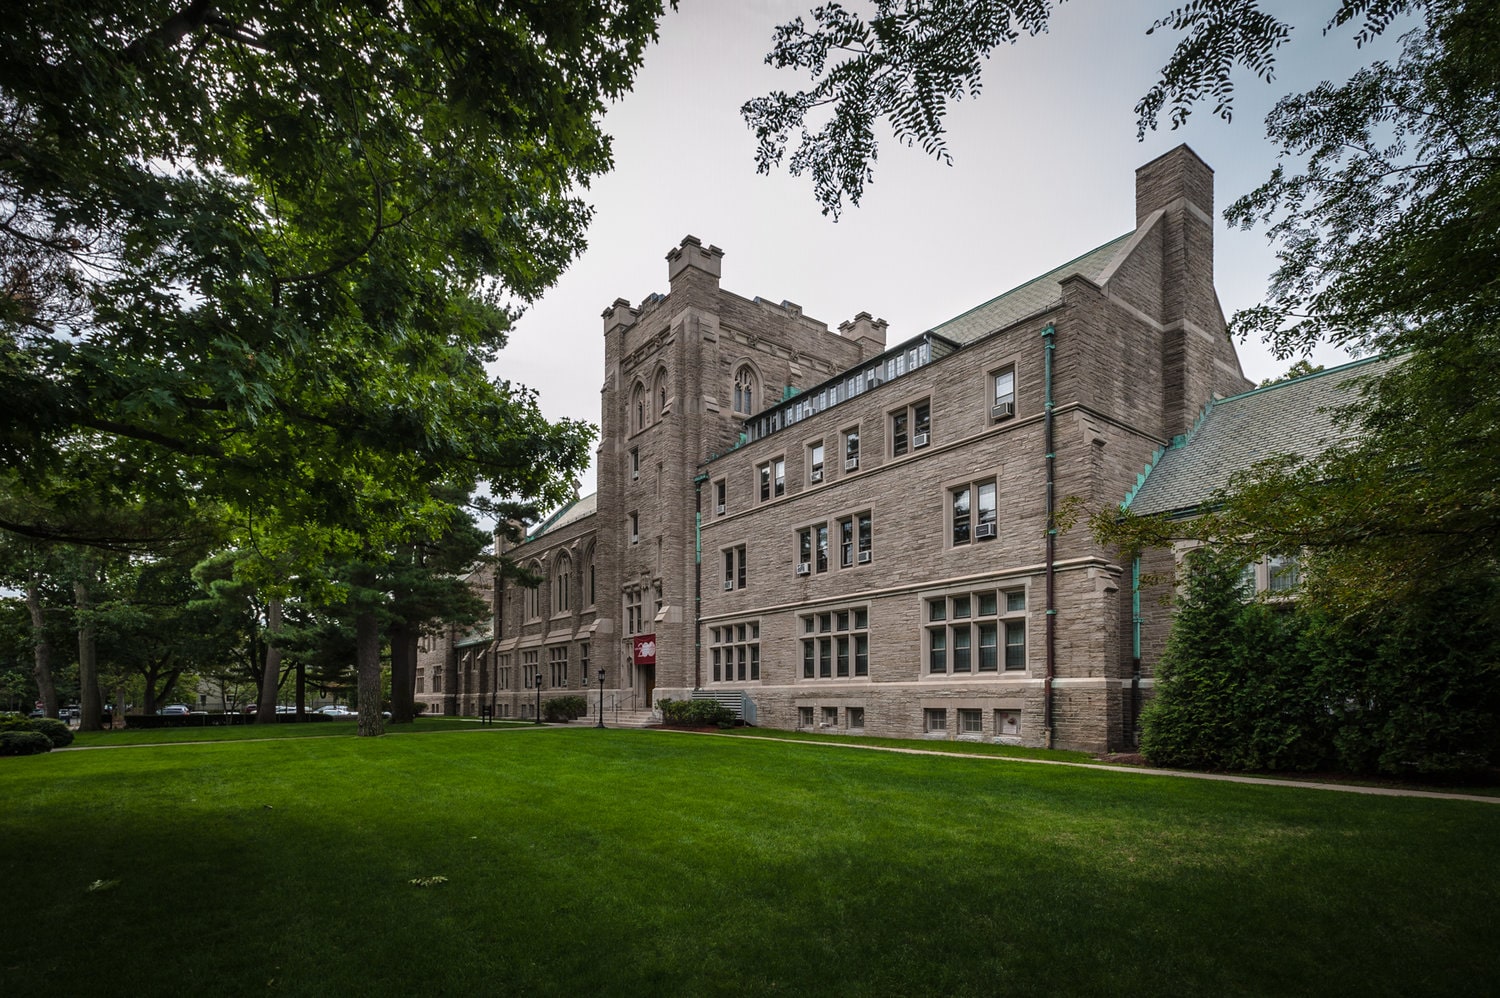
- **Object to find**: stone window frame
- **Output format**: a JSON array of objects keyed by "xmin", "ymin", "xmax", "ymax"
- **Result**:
[
  {"xmin": 925, "ymin": 585, "xmax": 1028, "ymax": 677},
  {"xmin": 990, "ymin": 362, "xmax": 1018, "ymax": 421},
  {"xmin": 732, "ymin": 362, "xmax": 760, "ymax": 416},
  {"xmin": 946, "ymin": 474, "xmax": 999, "ymax": 548},
  {"xmin": 799, "ymin": 605, "xmax": 870, "ymax": 681},
  {"xmin": 758, "ymin": 456, "xmax": 786, "ymax": 502},
  {"xmin": 837, "ymin": 510, "xmax": 873, "ymax": 569},
  {"xmin": 548, "ymin": 644, "xmax": 569, "ymax": 688},
  {"xmin": 795, "ymin": 522, "xmax": 830, "ymax": 575},
  {"xmin": 889, "ymin": 396, "xmax": 932, "ymax": 458},
  {"xmin": 806, "ymin": 437, "xmax": 825, "ymax": 485},
  {"xmin": 721, "ymin": 543, "xmax": 748, "ymax": 592},
  {"xmin": 552, "ymin": 551, "xmax": 572, "ymax": 616},
  {"xmin": 709, "ymin": 619, "xmax": 761, "ymax": 683}
]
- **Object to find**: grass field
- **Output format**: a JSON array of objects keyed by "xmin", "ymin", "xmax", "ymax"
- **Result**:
[{"xmin": 3, "ymin": 726, "xmax": 1497, "ymax": 997}]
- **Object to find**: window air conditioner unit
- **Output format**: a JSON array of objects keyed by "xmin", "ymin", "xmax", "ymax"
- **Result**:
[
  {"xmin": 810, "ymin": 470, "xmax": 823, "ymax": 483},
  {"xmin": 913, "ymin": 432, "xmax": 930, "ymax": 448},
  {"xmin": 632, "ymin": 470, "xmax": 639, "ymax": 481},
  {"xmin": 723, "ymin": 580, "xmax": 734, "ymax": 591},
  {"xmin": 975, "ymin": 522, "xmax": 998, "ymax": 540},
  {"xmin": 630, "ymin": 533, "xmax": 639, "ymax": 544},
  {"xmin": 796, "ymin": 563, "xmax": 811, "ymax": 576},
  {"xmin": 716, "ymin": 503, "xmax": 726, "ymax": 515},
  {"xmin": 991, "ymin": 400, "xmax": 1015, "ymax": 421},
  {"xmin": 845, "ymin": 457, "xmax": 858, "ymax": 471},
  {"xmin": 857, "ymin": 551, "xmax": 872, "ymax": 564}
]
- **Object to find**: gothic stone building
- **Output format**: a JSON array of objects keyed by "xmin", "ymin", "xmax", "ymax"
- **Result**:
[{"xmin": 417, "ymin": 145, "xmax": 1255, "ymax": 751}]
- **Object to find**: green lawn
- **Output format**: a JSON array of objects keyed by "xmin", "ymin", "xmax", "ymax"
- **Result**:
[
  {"xmin": 2, "ymin": 727, "xmax": 1496, "ymax": 997},
  {"xmin": 64, "ymin": 715, "xmax": 521, "ymax": 747}
]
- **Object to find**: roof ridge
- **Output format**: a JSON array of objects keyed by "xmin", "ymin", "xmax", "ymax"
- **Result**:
[
  {"xmin": 927, "ymin": 231, "xmax": 1134, "ymax": 334},
  {"xmin": 1214, "ymin": 353, "xmax": 1392, "ymax": 405}
]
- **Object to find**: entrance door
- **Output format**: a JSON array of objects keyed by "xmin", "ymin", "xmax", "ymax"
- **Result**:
[{"xmin": 639, "ymin": 664, "xmax": 656, "ymax": 710}]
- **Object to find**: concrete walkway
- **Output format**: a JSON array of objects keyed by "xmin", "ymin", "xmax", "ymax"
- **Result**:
[{"xmin": 667, "ymin": 729, "xmax": 1500, "ymax": 805}]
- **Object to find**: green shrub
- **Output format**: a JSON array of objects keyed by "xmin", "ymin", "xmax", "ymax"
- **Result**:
[
  {"xmin": 1142, "ymin": 547, "xmax": 1500, "ymax": 779},
  {"xmin": 0, "ymin": 730, "xmax": 53, "ymax": 756},
  {"xmin": 657, "ymin": 698, "xmax": 737, "ymax": 727},
  {"xmin": 544, "ymin": 696, "xmax": 588, "ymax": 722},
  {"xmin": 414, "ymin": 702, "xmax": 429, "ymax": 715},
  {"xmin": 0, "ymin": 714, "xmax": 75, "ymax": 748},
  {"xmin": 29, "ymin": 717, "xmax": 74, "ymax": 748}
]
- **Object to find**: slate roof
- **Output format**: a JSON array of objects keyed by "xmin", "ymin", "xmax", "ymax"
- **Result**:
[
  {"xmin": 528, "ymin": 489, "xmax": 597, "ymax": 540},
  {"xmin": 1125, "ymin": 355, "xmax": 1398, "ymax": 517},
  {"xmin": 528, "ymin": 491, "xmax": 597, "ymax": 541},
  {"xmin": 928, "ymin": 232, "xmax": 1135, "ymax": 343}
]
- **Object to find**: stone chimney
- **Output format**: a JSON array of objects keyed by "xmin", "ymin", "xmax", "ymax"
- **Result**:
[
  {"xmin": 839, "ymin": 311, "xmax": 889, "ymax": 360},
  {"xmin": 1135, "ymin": 144, "xmax": 1213, "ymax": 227}
]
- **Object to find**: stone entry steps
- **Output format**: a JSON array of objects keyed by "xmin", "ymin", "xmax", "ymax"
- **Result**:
[{"xmin": 601, "ymin": 709, "xmax": 657, "ymax": 729}]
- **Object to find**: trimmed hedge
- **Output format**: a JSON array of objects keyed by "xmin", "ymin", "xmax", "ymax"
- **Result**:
[
  {"xmin": 0, "ymin": 730, "xmax": 53, "ymax": 756},
  {"xmin": 0, "ymin": 713, "xmax": 75, "ymax": 748},
  {"xmin": 544, "ymin": 696, "xmax": 588, "ymax": 722},
  {"xmin": 657, "ymin": 698, "xmax": 737, "ymax": 728}
]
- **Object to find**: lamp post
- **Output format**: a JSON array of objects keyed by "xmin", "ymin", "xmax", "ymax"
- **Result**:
[
  {"xmin": 534, "ymin": 667, "xmax": 542, "ymax": 725},
  {"xmin": 596, "ymin": 667, "xmax": 606, "ymax": 728}
]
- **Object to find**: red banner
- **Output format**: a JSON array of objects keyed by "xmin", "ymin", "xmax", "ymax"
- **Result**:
[{"xmin": 632, "ymin": 634, "xmax": 657, "ymax": 665}]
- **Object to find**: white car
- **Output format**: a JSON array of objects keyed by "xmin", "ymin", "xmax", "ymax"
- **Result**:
[{"xmin": 314, "ymin": 705, "xmax": 356, "ymax": 717}]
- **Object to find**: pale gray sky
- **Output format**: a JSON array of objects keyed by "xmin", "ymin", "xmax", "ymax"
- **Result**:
[{"xmin": 496, "ymin": 1, "xmax": 1413, "ymax": 499}]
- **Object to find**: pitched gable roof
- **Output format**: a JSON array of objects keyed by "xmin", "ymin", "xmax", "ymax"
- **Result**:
[
  {"xmin": 1125, "ymin": 355, "xmax": 1398, "ymax": 517},
  {"xmin": 527, "ymin": 492, "xmax": 597, "ymax": 541},
  {"xmin": 927, "ymin": 232, "xmax": 1134, "ymax": 344}
]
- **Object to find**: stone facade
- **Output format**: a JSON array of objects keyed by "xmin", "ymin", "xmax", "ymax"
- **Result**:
[{"xmin": 418, "ymin": 145, "xmax": 1252, "ymax": 752}]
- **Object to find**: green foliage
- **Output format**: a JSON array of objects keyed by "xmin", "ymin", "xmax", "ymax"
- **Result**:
[
  {"xmin": 0, "ymin": 730, "xmax": 52, "ymax": 755},
  {"xmin": 1142, "ymin": 547, "xmax": 1500, "ymax": 778},
  {"xmin": 746, "ymin": 1, "xmax": 1408, "ymax": 216},
  {"xmin": 1, "ymin": 2, "xmax": 657, "ymax": 552},
  {"xmin": 0, "ymin": 712, "xmax": 75, "ymax": 748},
  {"xmin": 657, "ymin": 698, "xmax": 737, "ymax": 727},
  {"xmin": 543, "ymin": 696, "xmax": 589, "ymax": 723}
]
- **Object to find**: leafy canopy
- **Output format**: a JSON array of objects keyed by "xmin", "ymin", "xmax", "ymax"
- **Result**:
[
  {"xmin": 744, "ymin": 1, "xmax": 1419, "ymax": 217},
  {"xmin": 1, "ymin": 2, "xmax": 667, "ymax": 549}
]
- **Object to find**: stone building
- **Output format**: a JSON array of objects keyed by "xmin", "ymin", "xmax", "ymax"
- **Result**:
[{"xmin": 417, "ymin": 145, "xmax": 1256, "ymax": 752}]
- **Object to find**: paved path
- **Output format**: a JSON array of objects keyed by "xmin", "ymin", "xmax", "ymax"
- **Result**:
[{"xmin": 665, "ymin": 729, "xmax": 1500, "ymax": 805}]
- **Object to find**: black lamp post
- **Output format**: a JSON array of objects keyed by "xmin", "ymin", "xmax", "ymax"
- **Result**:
[
  {"xmin": 534, "ymin": 668, "xmax": 542, "ymax": 725},
  {"xmin": 596, "ymin": 667, "xmax": 606, "ymax": 728}
]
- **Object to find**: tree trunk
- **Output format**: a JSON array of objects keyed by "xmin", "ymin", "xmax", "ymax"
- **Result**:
[
  {"xmin": 256, "ymin": 598, "xmax": 283, "ymax": 723},
  {"xmin": 74, "ymin": 568, "xmax": 104, "ymax": 732},
  {"xmin": 25, "ymin": 572, "xmax": 58, "ymax": 718},
  {"xmin": 355, "ymin": 608, "xmax": 384, "ymax": 737},
  {"xmin": 388, "ymin": 621, "xmax": 416, "ymax": 724}
]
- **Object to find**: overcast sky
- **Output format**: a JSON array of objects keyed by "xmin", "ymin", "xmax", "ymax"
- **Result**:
[{"xmin": 494, "ymin": 1, "xmax": 1415, "ymax": 500}]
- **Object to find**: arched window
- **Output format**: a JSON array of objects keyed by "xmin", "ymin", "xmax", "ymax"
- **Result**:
[
  {"xmin": 654, "ymin": 367, "xmax": 669, "ymax": 419},
  {"xmin": 585, "ymin": 544, "xmax": 597, "ymax": 608},
  {"xmin": 554, "ymin": 552, "xmax": 572, "ymax": 614},
  {"xmin": 733, "ymin": 364, "xmax": 758, "ymax": 415},
  {"xmin": 525, "ymin": 561, "xmax": 542, "ymax": 620},
  {"xmin": 632, "ymin": 382, "xmax": 647, "ymax": 431}
]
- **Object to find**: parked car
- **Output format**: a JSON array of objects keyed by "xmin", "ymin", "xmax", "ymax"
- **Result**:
[
  {"xmin": 314, "ymin": 705, "xmax": 355, "ymax": 717},
  {"xmin": 160, "ymin": 704, "xmax": 192, "ymax": 716}
]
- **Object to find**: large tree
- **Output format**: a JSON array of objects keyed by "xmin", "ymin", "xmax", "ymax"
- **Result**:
[{"xmin": 0, "ymin": 0, "xmax": 650, "ymax": 565}]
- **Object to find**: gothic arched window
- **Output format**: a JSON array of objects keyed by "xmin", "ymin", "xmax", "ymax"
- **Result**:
[{"xmin": 733, "ymin": 365, "xmax": 758, "ymax": 415}]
